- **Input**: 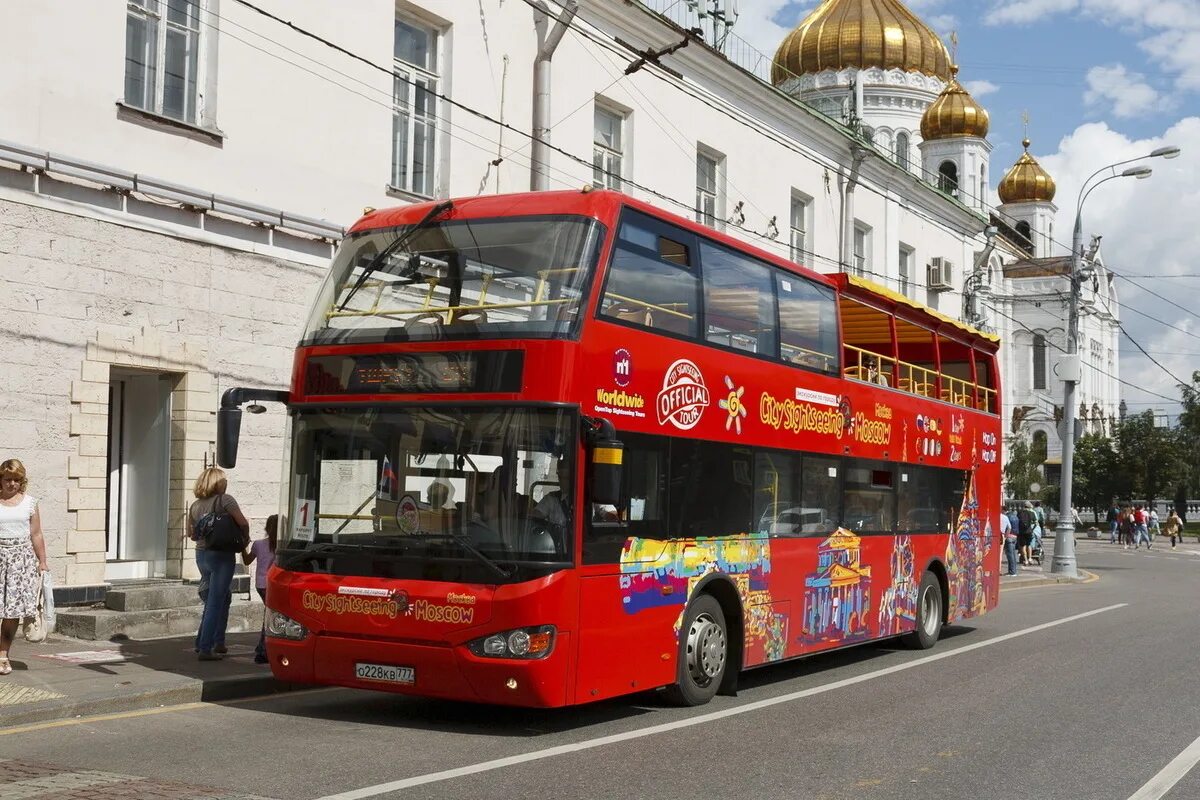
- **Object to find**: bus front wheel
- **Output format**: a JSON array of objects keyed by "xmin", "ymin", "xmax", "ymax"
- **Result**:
[
  {"xmin": 663, "ymin": 594, "xmax": 727, "ymax": 706},
  {"xmin": 902, "ymin": 570, "xmax": 943, "ymax": 650}
]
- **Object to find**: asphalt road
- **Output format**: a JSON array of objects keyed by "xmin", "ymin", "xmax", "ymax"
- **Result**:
[{"xmin": 4, "ymin": 538, "xmax": 1198, "ymax": 800}]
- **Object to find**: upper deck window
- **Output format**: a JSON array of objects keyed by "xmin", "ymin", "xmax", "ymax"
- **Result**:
[
  {"xmin": 304, "ymin": 215, "xmax": 603, "ymax": 345},
  {"xmin": 701, "ymin": 242, "xmax": 776, "ymax": 356},
  {"xmin": 600, "ymin": 213, "xmax": 700, "ymax": 338},
  {"xmin": 777, "ymin": 274, "xmax": 839, "ymax": 374}
]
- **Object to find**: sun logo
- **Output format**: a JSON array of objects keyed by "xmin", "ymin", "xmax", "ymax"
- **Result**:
[{"xmin": 719, "ymin": 375, "xmax": 747, "ymax": 434}]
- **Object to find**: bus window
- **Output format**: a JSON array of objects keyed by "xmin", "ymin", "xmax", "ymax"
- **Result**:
[
  {"xmin": 842, "ymin": 461, "xmax": 896, "ymax": 534},
  {"xmin": 897, "ymin": 465, "xmax": 942, "ymax": 533},
  {"xmin": 583, "ymin": 432, "xmax": 667, "ymax": 565},
  {"xmin": 600, "ymin": 213, "xmax": 699, "ymax": 338},
  {"xmin": 799, "ymin": 455, "xmax": 841, "ymax": 535},
  {"xmin": 974, "ymin": 349, "xmax": 997, "ymax": 413},
  {"xmin": 777, "ymin": 274, "xmax": 839, "ymax": 374},
  {"xmin": 754, "ymin": 451, "xmax": 802, "ymax": 536},
  {"xmin": 669, "ymin": 440, "xmax": 754, "ymax": 538},
  {"xmin": 700, "ymin": 242, "xmax": 777, "ymax": 356}
]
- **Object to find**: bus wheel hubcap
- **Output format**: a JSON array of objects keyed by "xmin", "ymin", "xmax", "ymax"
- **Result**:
[
  {"xmin": 686, "ymin": 613, "xmax": 725, "ymax": 685},
  {"xmin": 922, "ymin": 588, "xmax": 939, "ymax": 636}
]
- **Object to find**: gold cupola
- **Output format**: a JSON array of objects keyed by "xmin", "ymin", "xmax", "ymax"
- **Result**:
[
  {"xmin": 772, "ymin": 0, "xmax": 953, "ymax": 85},
  {"xmin": 920, "ymin": 66, "xmax": 989, "ymax": 140},
  {"xmin": 998, "ymin": 139, "xmax": 1057, "ymax": 203}
]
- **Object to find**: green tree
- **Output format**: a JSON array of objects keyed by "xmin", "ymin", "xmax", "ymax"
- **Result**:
[
  {"xmin": 1073, "ymin": 433, "xmax": 1120, "ymax": 522},
  {"xmin": 1114, "ymin": 411, "xmax": 1184, "ymax": 506},
  {"xmin": 1004, "ymin": 437, "xmax": 1043, "ymax": 500}
]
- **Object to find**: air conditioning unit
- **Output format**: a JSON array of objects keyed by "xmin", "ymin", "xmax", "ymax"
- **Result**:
[{"xmin": 927, "ymin": 257, "xmax": 953, "ymax": 291}]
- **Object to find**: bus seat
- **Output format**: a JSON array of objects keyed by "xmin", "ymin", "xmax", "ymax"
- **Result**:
[{"xmin": 405, "ymin": 313, "xmax": 445, "ymax": 338}]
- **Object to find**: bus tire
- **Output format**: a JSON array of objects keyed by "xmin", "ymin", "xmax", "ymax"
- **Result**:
[
  {"xmin": 901, "ymin": 570, "xmax": 943, "ymax": 650},
  {"xmin": 663, "ymin": 594, "xmax": 727, "ymax": 707}
]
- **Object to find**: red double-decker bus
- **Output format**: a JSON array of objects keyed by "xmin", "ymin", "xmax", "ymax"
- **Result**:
[{"xmin": 218, "ymin": 189, "xmax": 1002, "ymax": 708}]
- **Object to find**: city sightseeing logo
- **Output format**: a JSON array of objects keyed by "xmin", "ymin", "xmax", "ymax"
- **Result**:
[
  {"xmin": 719, "ymin": 376, "xmax": 747, "ymax": 434},
  {"xmin": 657, "ymin": 359, "xmax": 710, "ymax": 430}
]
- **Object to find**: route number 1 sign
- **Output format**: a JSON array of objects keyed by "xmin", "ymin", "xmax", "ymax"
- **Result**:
[{"xmin": 293, "ymin": 498, "xmax": 316, "ymax": 541}]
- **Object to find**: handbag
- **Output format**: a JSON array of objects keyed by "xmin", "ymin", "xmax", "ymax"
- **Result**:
[
  {"xmin": 23, "ymin": 571, "xmax": 55, "ymax": 643},
  {"xmin": 193, "ymin": 495, "xmax": 247, "ymax": 552}
]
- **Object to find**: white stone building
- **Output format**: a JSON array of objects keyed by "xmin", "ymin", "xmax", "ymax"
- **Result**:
[{"xmin": 0, "ymin": 0, "xmax": 1117, "ymax": 591}]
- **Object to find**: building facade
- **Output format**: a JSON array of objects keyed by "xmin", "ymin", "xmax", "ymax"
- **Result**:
[{"xmin": 0, "ymin": 0, "xmax": 1117, "ymax": 589}]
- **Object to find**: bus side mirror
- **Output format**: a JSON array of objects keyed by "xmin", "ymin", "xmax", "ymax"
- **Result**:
[
  {"xmin": 217, "ymin": 406, "xmax": 243, "ymax": 469},
  {"xmin": 216, "ymin": 387, "xmax": 290, "ymax": 470},
  {"xmin": 589, "ymin": 438, "xmax": 624, "ymax": 507}
]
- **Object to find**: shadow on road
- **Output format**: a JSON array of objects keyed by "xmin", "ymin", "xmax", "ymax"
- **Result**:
[{"xmin": 230, "ymin": 625, "xmax": 979, "ymax": 737}]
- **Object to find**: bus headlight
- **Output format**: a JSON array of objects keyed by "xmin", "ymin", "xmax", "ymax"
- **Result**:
[
  {"xmin": 265, "ymin": 609, "xmax": 308, "ymax": 641},
  {"xmin": 467, "ymin": 625, "xmax": 555, "ymax": 659}
]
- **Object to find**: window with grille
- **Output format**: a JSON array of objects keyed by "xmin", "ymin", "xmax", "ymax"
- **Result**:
[
  {"xmin": 790, "ymin": 192, "xmax": 810, "ymax": 264},
  {"xmin": 695, "ymin": 150, "xmax": 721, "ymax": 229},
  {"xmin": 124, "ymin": 0, "xmax": 204, "ymax": 124},
  {"xmin": 853, "ymin": 223, "xmax": 870, "ymax": 276},
  {"xmin": 392, "ymin": 17, "xmax": 439, "ymax": 197},
  {"xmin": 592, "ymin": 106, "xmax": 624, "ymax": 190},
  {"xmin": 899, "ymin": 245, "xmax": 915, "ymax": 297}
]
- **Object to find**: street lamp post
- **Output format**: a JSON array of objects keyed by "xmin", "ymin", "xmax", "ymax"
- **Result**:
[{"xmin": 1051, "ymin": 146, "xmax": 1180, "ymax": 577}]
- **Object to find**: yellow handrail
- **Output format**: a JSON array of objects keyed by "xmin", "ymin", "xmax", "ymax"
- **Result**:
[{"xmin": 843, "ymin": 344, "xmax": 998, "ymax": 414}]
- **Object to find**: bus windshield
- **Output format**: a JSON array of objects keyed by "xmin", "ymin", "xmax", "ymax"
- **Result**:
[
  {"xmin": 304, "ymin": 215, "xmax": 604, "ymax": 345},
  {"xmin": 281, "ymin": 407, "xmax": 576, "ymax": 581}
]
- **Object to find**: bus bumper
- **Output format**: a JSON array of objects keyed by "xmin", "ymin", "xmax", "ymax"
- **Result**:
[{"xmin": 267, "ymin": 632, "xmax": 572, "ymax": 708}]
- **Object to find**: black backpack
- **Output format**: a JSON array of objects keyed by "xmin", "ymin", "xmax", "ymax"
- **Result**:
[
  {"xmin": 193, "ymin": 495, "xmax": 246, "ymax": 552},
  {"xmin": 1017, "ymin": 508, "xmax": 1034, "ymax": 536}
]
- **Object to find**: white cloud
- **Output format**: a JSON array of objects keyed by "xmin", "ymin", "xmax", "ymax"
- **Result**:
[
  {"xmin": 1037, "ymin": 118, "xmax": 1200, "ymax": 406},
  {"xmin": 1084, "ymin": 64, "xmax": 1167, "ymax": 117},
  {"xmin": 986, "ymin": 0, "xmax": 1200, "ymax": 91},
  {"xmin": 964, "ymin": 79, "xmax": 1001, "ymax": 98}
]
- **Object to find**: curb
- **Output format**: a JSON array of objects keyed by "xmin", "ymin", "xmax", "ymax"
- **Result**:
[
  {"xmin": 1001, "ymin": 568, "xmax": 1097, "ymax": 591},
  {"xmin": 0, "ymin": 673, "xmax": 304, "ymax": 730}
]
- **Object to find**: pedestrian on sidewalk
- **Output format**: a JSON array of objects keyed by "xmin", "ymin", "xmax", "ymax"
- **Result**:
[
  {"xmin": 1017, "ymin": 501, "xmax": 1035, "ymax": 566},
  {"xmin": 1164, "ymin": 509, "xmax": 1183, "ymax": 550},
  {"xmin": 1132, "ymin": 504, "xmax": 1152, "ymax": 550},
  {"xmin": 1031, "ymin": 500, "xmax": 1046, "ymax": 554},
  {"xmin": 1120, "ymin": 506, "xmax": 1134, "ymax": 549},
  {"xmin": 1000, "ymin": 508, "xmax": 1018, "ymax": 575},
  {"xmin": 0, "ymin": 459, "xmax": 50, "ymax": 677},
  {"xmin": 1149, "ymin": 508, "xmax": 1160, "ymax": 541},
  {"xmin": 1107, "ymin": 503, "xmax": 1120, "ymax": 544},
  {"xmin": 188, "ymin": 467, "xmax": 250, "ymax": 661},
  {"xmin": 242, "ymin": 514, "xmax": 277, "ymax": 665}
]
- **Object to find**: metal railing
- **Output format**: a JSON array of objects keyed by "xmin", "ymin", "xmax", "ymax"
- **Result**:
[{"xmin": 844, "ymin": 344, "xmax": 997, "ymax": 413}]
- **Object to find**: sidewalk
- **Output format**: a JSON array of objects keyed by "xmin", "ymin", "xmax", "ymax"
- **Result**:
[
  {"xmin": 998, "ymin": 559, "xmax": 1095, "ymax": 589},
  {"xmin": 0, "ymin": 631, "xmax": 299, "ymax": 729}
]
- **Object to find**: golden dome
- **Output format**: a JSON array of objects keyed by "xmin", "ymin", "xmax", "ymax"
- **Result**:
[
  {"xmin": 772, "ymin": 0, "xmax": 953, "ymax": 85},
  {"xmin": 920, "ymin": 66, "xmax": 989, "ymax": 140},
  {"xmin": 998, "ymin": 139, "xmax": 1057, "ymax": 203}
]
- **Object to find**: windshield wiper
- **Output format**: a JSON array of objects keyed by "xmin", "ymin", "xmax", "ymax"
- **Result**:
[
  {"xmin": 420, "ymin": 532, "xmax": 515, "ymax": 580},
  {"xmin": 336, "ymin": 199, "xmax": 454, "ymax": 312}
]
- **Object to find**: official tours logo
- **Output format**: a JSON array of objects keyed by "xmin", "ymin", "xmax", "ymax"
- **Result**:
[{"xmin": 657, "ymin": 359, "xmax": 710, "ymax": 430}]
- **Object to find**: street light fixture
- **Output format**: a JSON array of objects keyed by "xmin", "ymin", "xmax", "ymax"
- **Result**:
[{"xmin": 1050, "ymin": 145, "xmax": 1181, "ymax": 577}]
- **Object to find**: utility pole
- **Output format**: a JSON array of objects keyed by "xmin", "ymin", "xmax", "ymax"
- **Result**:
[{"xmin": 1049, "ymin": 144, "xmax": 1180, "ymax": 575}]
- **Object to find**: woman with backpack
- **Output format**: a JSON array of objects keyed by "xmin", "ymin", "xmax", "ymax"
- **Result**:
[{"xmin": 187, "ymin": 467, "xmax": 250, "ymax": 661}]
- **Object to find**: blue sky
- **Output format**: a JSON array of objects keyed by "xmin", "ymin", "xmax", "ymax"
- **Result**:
[{"xmin": 731, "ymin": 0, "xmax": 1200, "ymax": 415}]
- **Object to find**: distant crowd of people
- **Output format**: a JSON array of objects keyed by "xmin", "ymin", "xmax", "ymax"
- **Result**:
[{"xmin": 1105, "ymin": 503, "xmax": 1187, "ymax": 550}]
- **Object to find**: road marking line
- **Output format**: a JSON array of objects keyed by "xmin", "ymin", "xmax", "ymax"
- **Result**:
[
  {"xmin": 1126, "ymin": 731, "xmax": 1200, "ymax": 800},
  {"xmin": 317, "ymin": 603, "xmax": 1128, "ymax": 800}
]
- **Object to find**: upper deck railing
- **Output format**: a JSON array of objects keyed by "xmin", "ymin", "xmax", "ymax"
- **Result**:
[{"xmin": 844, "ymin": 344, "xmax": 997, "ymax": 413}]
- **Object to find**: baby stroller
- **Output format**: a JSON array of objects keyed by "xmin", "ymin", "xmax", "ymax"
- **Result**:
[{"xmin": 1029, "ymin": 525, "xmax": 1044, "ymax": 565}]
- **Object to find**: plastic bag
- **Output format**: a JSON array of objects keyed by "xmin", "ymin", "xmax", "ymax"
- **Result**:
[{"xmin": 22, "ymin": 572, "xmax": 55, "ymax": 643}]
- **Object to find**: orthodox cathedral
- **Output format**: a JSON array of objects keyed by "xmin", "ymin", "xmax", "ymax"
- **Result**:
[{"xmin": 771, "ymin": 0, "xmax": 1121, "ymax": 484}]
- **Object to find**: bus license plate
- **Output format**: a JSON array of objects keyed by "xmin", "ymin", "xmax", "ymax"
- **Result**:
[{"xmin": 354, "ymin": 662, "xmax": 415, "ymax": 685}]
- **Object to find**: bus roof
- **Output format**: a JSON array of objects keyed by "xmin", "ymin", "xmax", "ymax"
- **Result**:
[
  {"xmin": 346, "ymin": 189, "xmax": 839, "ymax": 290},
  {"xmin": 831, "ymin": 273, "xmax": 1001, "ymax": 347}
]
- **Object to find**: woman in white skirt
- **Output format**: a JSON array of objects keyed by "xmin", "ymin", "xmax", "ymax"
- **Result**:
[{"xmin": 1, "ymin": 458, "xmax": 49, "ymax": 676}]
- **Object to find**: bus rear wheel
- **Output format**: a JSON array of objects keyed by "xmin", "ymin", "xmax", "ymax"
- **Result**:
[
  {"xmin": 901, "ymin": 570, "xmax": 943, "ymax": 650},
  {"xmin": 663, "ymin": 594, "xmax": 727, "ymax": 706}
]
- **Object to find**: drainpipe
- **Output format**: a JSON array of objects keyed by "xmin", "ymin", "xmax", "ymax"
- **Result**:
[
  {"xmin": 530, "ymin": 0, "xmax": 579, "ymax": 191},
  {"xmin": 840, "ymin": 145, "xmax": 870, "ymax": 271}
]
